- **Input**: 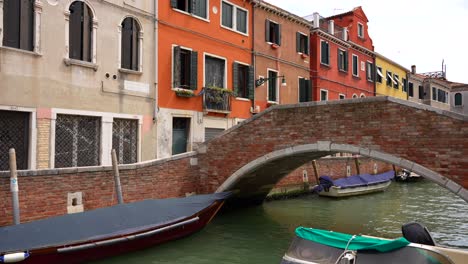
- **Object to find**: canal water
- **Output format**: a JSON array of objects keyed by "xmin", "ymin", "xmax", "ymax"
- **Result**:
[{"xmin": 94, "ymin": 180, "xmax": 468, "ymax": 263}]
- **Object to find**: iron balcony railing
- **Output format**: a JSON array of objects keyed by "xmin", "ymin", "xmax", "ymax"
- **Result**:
[{"xmin": 202, "ymin": 87, "xmax": 232, "ymax": 113}]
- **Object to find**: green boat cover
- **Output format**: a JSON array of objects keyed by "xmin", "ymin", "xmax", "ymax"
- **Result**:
[{"xmin": 295, "ymin": 227, "xmax": 410, "ymax": 253}]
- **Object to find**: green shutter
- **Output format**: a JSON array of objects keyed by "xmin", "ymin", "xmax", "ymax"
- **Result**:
[
  {"xmin": 305, "ymin": 79, "xmax": 311, "ymax": 101},
  {"xmin": 232, "ymin": 62, "xmax": 239, "ymax": 95},
  {"xmin": 344, "ymin": 51, "xmax": 348, "ymax": 71},
  {"xmin": 265, "ymin": 20, "xmax": 270, "ymax": 42},
  {"xmin": 190, "ymin": 50, "xmax": 198, "ymax": 90},
  {"xmin": 305, "ymin": 35, "xmax": 309, "ymax": 55},
  {"xmin": 173, "ymin": 46, "xmax": 181, "ymax": 88},
  {"xmin": 170, "ymin": 0, "xmax": 178, "ymax": 8},
  {"xmin": 296, "ymin": 32, "xmax": 300, "ymax": 52},
  {"xmin": 299, "ymin": 78, "xmax": 306, "ymax": 102},
  {"xmin": 248, "ymin": 66, "xmax": 254, "ymax": 100},
  {"xmin": 278, "ymin": 23, "xmax": 282, "ymax": 46},
  {"xmin": 190, "ymin": 0, "xmax": 195, "ymax": 14}
]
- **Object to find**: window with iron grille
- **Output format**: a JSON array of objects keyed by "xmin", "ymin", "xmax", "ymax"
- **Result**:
[
  {"xmin": 69, "ymin": 1, "xmax": 93, "ymax": 62},
  {"xmin": 3, "ymin": 0, "xmax": 34, "ymax": 51},
  {"xmin": 0, "ymin": 111, "xmax": 29, "ymax": 170},
  {"xmin": 121, "ymin": 17, "xmax": 140, "ymax": 71},
  {"xmin": 112, "ymin": 119, "xmax": 138, "ymax": 164},
  {"xmin": 55, "ymin": 114, "xmax": 101, "ymax": 168}
]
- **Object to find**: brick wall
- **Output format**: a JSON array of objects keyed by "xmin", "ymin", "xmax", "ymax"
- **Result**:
[{"xmin": 36, "ymin": 118, "xmax": 50, "ymax": 169}]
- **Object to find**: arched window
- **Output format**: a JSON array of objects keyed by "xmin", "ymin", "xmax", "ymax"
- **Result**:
[
  {"xmin": 69, "ymin": 1, "xmax": 93, "ymax": 62},
  {"xmin": 455, "ymin": 93, "xmax": 462, "ymax": 106},
  {"xmin": 360, "ymin": 94, "xmax": 366, "ymax": 98},
  {"xmin": 2, "ymin": 0, "xmax": 34, "ymax": 51},
  {"xmin": 121, "ymin": 17, "xmax": 140, "ymax": 71},
  {"xmin": 352, "ymin": 94, "xmax": 358, "ymax": 98}
]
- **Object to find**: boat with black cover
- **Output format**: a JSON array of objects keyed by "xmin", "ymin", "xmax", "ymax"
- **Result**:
[{"xmin": 0, "ymin": 192, "xmax": 231, "ymax": 264}]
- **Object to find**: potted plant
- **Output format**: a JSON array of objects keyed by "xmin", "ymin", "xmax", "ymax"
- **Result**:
[{"xmin": 175, "ymin": 89, "xmax": 195, "ymax": 98}]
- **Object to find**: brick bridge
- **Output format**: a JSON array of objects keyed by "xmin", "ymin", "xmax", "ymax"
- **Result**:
[
  {"xmin": 197, "ymin": 96, "xmax": 468, "ymax": 204},
  {"xmin": 1, "ymin": 97, "xmax": 467, "ymax": 226}
]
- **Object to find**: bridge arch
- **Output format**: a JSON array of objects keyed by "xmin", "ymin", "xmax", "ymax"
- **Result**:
[{"xmin": 216, "ymin": 142, "xmax": 467, "ymax": 203}]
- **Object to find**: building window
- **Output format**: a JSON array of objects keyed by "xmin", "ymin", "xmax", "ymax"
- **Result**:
[
  {"xmin": 121, "ymin": 17, "xmax": 140, "ymax": 71},
  {"xmin": 299, "ymin": 77, "xmax": 311, "ymax": 102},
  {"xmin": 338, "ymin": 49, "xmax": 348, "ymax": 72},
  {"xmin": 366, "ymin": 62, "xmax": 374, "ymax": 81},
  {"xmin": 393, "ymin": 74, "xmax": 399, "ymax": 89},
  {"xmin": 352, "ymin": 55, "xmax": 359, "ymax": 76},
  {"xmin": 352, "ymin": 94, "xmax": 358, "ymax": 98},
  {"xmin": 408, "ymin": 82, "xmax": 414, "ymax": 97},
  {"xmin": 339, "ymin": 94, "xmax": 345, "ymax": 100},
  {"xmin": 455, "ymin": 93, "xmax": 462, "ymax": 106},
  {"xmin": 112, "ymin": 119, "xmax": 138, "ymax": 164},
  {"xmin": 437, "ymin": 89, "xmax": 448, "ymax": 103},
  {"xmin": 321, "ymin": 40, "xmax": 330, "ymax": 65},
  {"xmin": 221, "ymin": 1, "xmax": 247, "ymax": 34},
  {"xmin": 173, "ymin": 46, "xmax": 198, "ymax": 90},
  {"xmin": 205, "ymin": 55, "xmax": 226, "ymax": 88},
  {"xmin": 69, "ymin": 1, "xmax": 93, "ymax": 62},
  {"xmin": 320, "ymin": 90, "xmax": 328, "ymax": 101},
  {"xmin": 55, "ymin": 114, "xmax": 101, "ymax": 168},
  {"xmin": 267, "ymin": 70, "xmax": 278, "ymax": 102},
  {"xmin": 296, "ymin": 32, "xmax": 309, "ymax": 55},
  {"xmin": 2, "ymin": 0, "xmax": 34, "ymax": 51},
  {"xmin": 376, "ymin": 66, "xmax": 383, "ymax": 83},
  {"xmin": 402, "ymin": 78, "xmax": 407, "ymax": 92},
  {"xmin": 0, "ymin": 110, "xmax": 30, "ymax": 170},
  {"xmin": 357, "ymin": 23, "xmax": 364, "ymax": 38},
  {"xmin": 432, "ymin": 87, "xmax": 437, "ymax": 101},
  {"xmin": 418, "ymin": 85, "xmax": 424, "ymax": 99},
  {"xmin": 233, "ymin": 62, "xmax": 254, "ymax": 99},
  {"xmin": 386, "ymin": 71, "xmax": 393, "ymax": 87},
  {"xmin": 265, "ymin": 20, "xmax": 281, "ymax": 45},
  {"xmin": 171, "ymin": 0, "xmax": 207, "ymax": 19},
  {"xmin": 172, "ymin": 117, "xmax": 190, "ymax": 155}
]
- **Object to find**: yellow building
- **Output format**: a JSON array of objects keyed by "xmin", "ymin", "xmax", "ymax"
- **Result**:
[{"xmin": 375, "ymin": 53, "xmax": 409, "ymax": 99}]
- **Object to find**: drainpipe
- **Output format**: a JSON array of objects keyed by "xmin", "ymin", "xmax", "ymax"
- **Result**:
[
  {"xmin": 252, "ymin": 1, "xmax": 256, "ymax": 114},
  {"xmin": 153, "ymin": 0, "xmax": 158, "ymax": 122}
]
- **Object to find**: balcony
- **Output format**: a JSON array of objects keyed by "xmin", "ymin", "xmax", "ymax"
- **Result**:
[{"xmin": 202, "ymin": 87, "xmax": 233, "ymax": 113}]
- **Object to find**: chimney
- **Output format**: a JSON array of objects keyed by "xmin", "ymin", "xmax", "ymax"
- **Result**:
[
  {"xmin": 411, "ymin": 65, "xmax": 416, "ymax": 74},
  {"xmin": 328, "ymin": 20, "xmax": 334, "ymax": 35},
  {"xmin": 313, "ymin": 12, "xmax": 320, "ymax": 28}
]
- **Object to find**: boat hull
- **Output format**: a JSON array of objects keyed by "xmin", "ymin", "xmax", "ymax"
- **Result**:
[
  {"xmin": 319, "ymin": 180, "xmax": 391, "ymax": 197},
  {"xmin": 13, "ymin": 201, "xmax": 224, "ymax": 264}
]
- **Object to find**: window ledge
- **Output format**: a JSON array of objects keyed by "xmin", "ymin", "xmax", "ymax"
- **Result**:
[
  {"xmin": 220, "ymin": 25, "xmax": 248, "ymax": 36},
  {"xmin": 267, "ymin": 101, "xmax": 278, "ymax": 106},
  {"xmin": 338, "ymin": 69, "xmax": 348, "ymax": 74},
  {"xmin": 235, "ymin": 97, "xmax": 251, "ymax": 102},
  {"xmin": 172, "ymin": 8, "xmax": 209, "ymax": 22},
  {"xmin": 0, "ymin": 46, "xmax": 42, "ymax": 56},
  {"xmin": 352, "ymin": 75, "xmax": 360, "ymax": 80},
  {"xmin": 118, "ymin": 68, "xmax": 142, "ymax": 75},
  {"xmin": 64, "ymin": 58, "xmax": 98, "ymax": 71},
  {"xmin": 320, "ymin": 63, "xmax": 331, "ymax": 68}
]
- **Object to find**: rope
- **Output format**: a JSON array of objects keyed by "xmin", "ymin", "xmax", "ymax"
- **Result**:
[{"xmin": 334, "ymin": 235, "xmax": 357, "ymax": 264}]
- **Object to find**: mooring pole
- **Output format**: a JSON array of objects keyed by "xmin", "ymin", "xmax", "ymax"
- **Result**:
[
  {"xmin": 9, "ymin": 148, "xmax": 20, "ymax": 225},
  {"xmin": 111, "ymin": 149, "xmax": 124, "ymax": 204},
  {"xmin": 312, "ymin": 160, "xmax": 320, "ymax": 184},
  {"xmin": 354, "ymin": 157, "xmax": 361, "ymax": 175}
]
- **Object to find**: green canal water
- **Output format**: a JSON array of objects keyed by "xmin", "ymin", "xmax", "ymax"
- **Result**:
[{"xmin": 94, "ymin": 180, "xmax": 468, "ymax": 264}]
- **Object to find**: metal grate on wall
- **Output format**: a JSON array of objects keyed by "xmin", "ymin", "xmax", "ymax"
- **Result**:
[
  {"xmin": 112, "ymin": 118, "xmax": 138, "ymax": 164},
  {"xmin": 0, "ymin": 111, "xmax": 29, "ymax": 170},
  {"xmin": 55, "ymin": 114, "xmax": 101, "ymax": 168}
]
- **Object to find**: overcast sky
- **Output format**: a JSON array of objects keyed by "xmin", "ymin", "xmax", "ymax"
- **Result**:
[{"xmin": 264, "ymin": 0, "xmax": 468, "ymax": 83}]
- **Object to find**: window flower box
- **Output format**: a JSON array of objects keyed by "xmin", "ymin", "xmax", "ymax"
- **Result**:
[
  {"xmin": 175, "ymin": 89, "xmax": 195, "ymax": 98},
  {"xmin": 271, "ymin": 43, "xmax": 279, "ymax": 49}
]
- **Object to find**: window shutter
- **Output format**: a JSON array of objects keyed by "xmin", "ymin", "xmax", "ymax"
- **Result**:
[
  {"xmin": 131, "ymin": 19, "xmax": 139, "ymax": 71},
  {"xmin": 296, "ymin": 32, "xmax": 300, "ymax": 52},
  {"xmin": 305, "ymin": 79, "xmax": 311, "ymax": 101},
  {"xmin": 69, "ymin": 2, "xmax": 83, "ymax": 60},
  {"xmin": 173, "ymin": 46, "xmax": 181, "ymax": 88},
  {"xmin": 320, "ymin": 42, "xmax": 325, "ymax": 63},
  {"xmin": 344, "ymin": 51, "xmax": 348, "ymax": 71},
  {"xmin": 299, "ymin": 78, "xmax": 305, "ymax": 102},
  {"xmin": 232, "ymin": 62, "xmax": 239, "ymax": 95},
  {"xmin": 277, "ymin": 23, "xmax": 282, "ymax": 46},
  {"xmin": 82, "ymin": 4, "xmax": 91, "ymax": 62},
  {"xmin": 20, "ymin": 0, "xmax": 34, "ymax": 51},
  {"xmin": 190, "ymin": 0, "xmax": 195, "ymax": 14},
  {"xmin": 3, "ymin": 0, "xmax": 20, "ymax": 48},
  {"xmin": 337, "ymin": 50, "xmax": 340, "ymax": 69},
  {"xmin": 305, "ymin": 36, "xmax": 309, "ymax": 55},
  {"xmin": 265, "ymin": 20, "xmax": 270, "ymax": 42},
  {"xmin": 170, "ymin": 0, "xmax": 178, "ymax": 8},
  {"xmin": 248, "ymin": 66, "xmax": 254, "ymax": 100},
  {"xmin": 190, "ymin": 50, "xmax": 198, "ymax": 90}
]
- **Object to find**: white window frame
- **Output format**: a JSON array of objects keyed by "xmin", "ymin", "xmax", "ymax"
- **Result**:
[
  {"xmin": 50, "ymin": 108, "xmax": 142, "ymax": 168},
  {"xmin": 360, "ymin": 93, "xmax": 366, "ymax": 98},
  {"xmin": 339, "ymin": 94, "xmax": 345, "ymax": 100},
  {"xmin": 357, "ymin": 22, "xmax": 364, "ymax": 38},
  {"xmin": 220, "ymin": 0, "xmax": 248, "ymax": 36},
  {"xmin": 0, "ymin": 0, "xmax": 43, "ymax": 54},
  {"xmin": 297, "ymin": 31, "xmax": 309, "ymax": 55},
  {"xmin": 320, "ymin": 89, "xmax": 328, "ymax": 101},
  {"xmin": 352, "ymin": 54, "xmax": 359, "ymax": 77},
  {"xmin": 320, "ymin": 40, "xmax": 330, "ymax": 66},
  {"xmin": 171, "ymin": 44, "xmax": 194, "ymax": 90},
  {"xmin": 118, "ymin": 16, "xmax": 144, "ymax": 73},
  {"xmin": 234, "ymin": 60, "xmax": 251, "ymax": 101},
  {"xmin": 267, "ymin": 68, "xmax": 279, "ymax": 103},
  {"xmin": 376, "ymin": 66, "xmax": 383, "ymax": 83},
  {"xmin": 352, "ymin": 93, "xmax": 358, "ymax": 98},
  {"xmin": 366, "ymin": 60, "xmax": 373, "ymax": 81},
  {"xmin": 64, "ymin": 1, "xmax": 98, "ymax": 66},
  {"xmin": 172, "ymin": 0, "xmax": 210, "ymax": 22},
  {"xmin": 203, "ymin": 52, "xmax": 227, "ymax": 88}
]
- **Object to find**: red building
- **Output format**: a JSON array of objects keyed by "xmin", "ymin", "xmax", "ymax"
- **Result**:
[{"xmin": 310, "ymin": 7, "xmax": 375, "ymax": 101}]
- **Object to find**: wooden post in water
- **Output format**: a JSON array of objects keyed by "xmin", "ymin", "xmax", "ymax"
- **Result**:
[
  {"xmin": 9, "ymin": 148, "xmax": 20, "ymax": 225},
  {"xmin": 312, "ymin": 160, "xmax": 320, "ymax": 184},
  {"xmin": 354, "ymin": 156, "xmax": 361, "ymax": 175},
  {"xmin": 111, "ymin": 149, "xmax": 124, "ymax": 204}
]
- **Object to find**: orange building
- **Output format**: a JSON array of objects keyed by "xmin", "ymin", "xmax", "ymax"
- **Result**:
[
  {"xmin": 157, "ymin": 0, "xmax": 253, "ymax": 158},
  {"xmin": 253, "ymin": 1, "xmax": 312, "ymax": 110}
]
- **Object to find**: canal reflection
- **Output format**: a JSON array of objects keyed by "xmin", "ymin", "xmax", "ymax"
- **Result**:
[{"xmin": 93, "ymin": 180, "xmax": 468, "ymax": 264}]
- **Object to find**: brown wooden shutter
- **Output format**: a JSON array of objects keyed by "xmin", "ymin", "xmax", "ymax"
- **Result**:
[
  {"xmin": 190, "ymin": 51, "xmax": 198, "ymax": 90},
  {"xmin": 20, "ymin": 0, "xmax": 34, "ymax": 51},
  {"xmin": 3, "ymin": 0, "xmax": 20, "ymax": 48},
  {"xmin": 69, "ymin": 2, "xmax": 83, "ymax": 60},
  {"xmin": 82, "ymin": 4, "xmax": 91, "ymax": 62}
]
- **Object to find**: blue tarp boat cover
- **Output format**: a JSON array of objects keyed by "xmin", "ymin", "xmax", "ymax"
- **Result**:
[
  {"xmin": 319, "ymin": 170, "xmax": 394, "ymax": 190},
  {"xmin": 0, "ymin": 192, "xmax": 231, "ymax": 253}
]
